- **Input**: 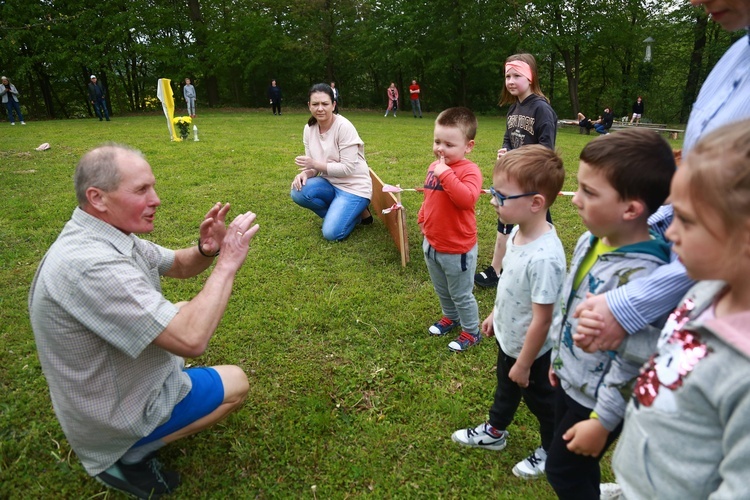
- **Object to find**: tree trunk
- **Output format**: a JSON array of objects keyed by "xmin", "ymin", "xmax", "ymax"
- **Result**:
[{"xmin": 187, "ymin": 0, "xmax": 219, "ymax": 107}]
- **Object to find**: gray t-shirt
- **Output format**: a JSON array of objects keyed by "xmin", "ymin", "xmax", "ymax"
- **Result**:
[
  {"xmin": 28, "ymin": 208, "xmax": 189, "ymax": 475},
  {"xmin": 493, "ymin": 224, "xmax": 566, "ymax": 358}
]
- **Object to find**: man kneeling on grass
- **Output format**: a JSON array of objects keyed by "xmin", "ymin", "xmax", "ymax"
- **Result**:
[{"xmin": 29, "ymin": 143, "xmax": 258, "ymax": 498}]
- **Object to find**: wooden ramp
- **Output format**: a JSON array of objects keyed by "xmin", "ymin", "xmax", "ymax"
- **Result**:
[{"xmin": 369, "ymin": 168, "xmax": 409, "ymax": 267}]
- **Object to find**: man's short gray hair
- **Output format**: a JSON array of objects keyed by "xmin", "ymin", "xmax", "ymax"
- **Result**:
[{"xmin": 74, "ymin": 143, "xmax": 144, "ymax": 206}]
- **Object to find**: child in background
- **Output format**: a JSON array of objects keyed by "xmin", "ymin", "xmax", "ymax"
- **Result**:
[
  {"xmin": 184, "ymin": 78, "xmax": 196, "ymax": 118},
  {"xmin": 418, "ymin": 107, "xmax": 483, "ymax": 352},
  {"xmin": 613, "ymin": 121, "xmax": 750, "ymax": 499},
  {"xmin": 546, "ymin": 128, "xmax": 676, "ymax": 500},
  {"xmin": 452, "ymin": 145, "xmax": 566, "ymax": 479},
  {"xmin": 475, "ymin": 53, "xmax": 557, "ymax": 288}
]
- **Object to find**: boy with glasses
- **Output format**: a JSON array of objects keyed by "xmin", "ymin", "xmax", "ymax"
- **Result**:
[{"xmin": 452, "ymin": 144, "xmax": 566, "ymax": 479}]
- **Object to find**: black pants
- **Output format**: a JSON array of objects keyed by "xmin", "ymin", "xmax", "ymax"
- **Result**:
[
  {"xmin": 488, "ymin": 344, "xmax": 555, "ymax": 451},
  {"xmin": 546, "ymin": 386, "xmax": 622, "ymax": 500},
  {"xmin": 272, "ymin": 99, "xmax": 281, "ymax": 114}
]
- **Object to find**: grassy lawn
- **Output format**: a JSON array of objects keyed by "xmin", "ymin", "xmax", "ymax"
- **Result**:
[{"xmin": 0, "ymin": 109, "xmax": 680, "ymax": 499}]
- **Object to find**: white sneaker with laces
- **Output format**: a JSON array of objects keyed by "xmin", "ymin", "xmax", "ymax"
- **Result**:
[
  {"xmin": 600, "ymin": 482, "xmax": 622, "ymax": 499},
  {"xmin": 512, "ymin": 447, "xmax": 547, "ymax": 479},
  {"xmin": 451, "ymin": 422, "xmax": 507, "ymax": 451}
]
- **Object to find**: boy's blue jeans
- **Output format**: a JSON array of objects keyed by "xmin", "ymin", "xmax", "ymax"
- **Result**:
[
  {"xmin": 290, "ymin": 176, "xmax": 370, "ymax": 241},
  {"xmin": 422, "ymin": 239, "xmax": 479, "ymax": 334}
]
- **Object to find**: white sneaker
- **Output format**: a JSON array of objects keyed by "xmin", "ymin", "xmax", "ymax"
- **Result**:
[
  {"xmin": 10, "ymin": 122, "xmax": 15, "ymax": 125},
  {"xmin": 21, "ymin": 121, "xmax": 26, "ymax": 125},
  {"xmin": 512, "ymin": 447, "xmax": 547, "ymax": 479},
  {"xmin": 451, "ymin": 422, "xmax": 507, "ymax": 451},
  {"xmin": 600, "ymin": 482, "xmax": 622, "ymax": 500}
]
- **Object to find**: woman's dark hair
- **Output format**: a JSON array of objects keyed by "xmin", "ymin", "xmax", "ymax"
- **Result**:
[{"xmin": 307, "ymin": 83, "xmax": 335, "ymax": 126}]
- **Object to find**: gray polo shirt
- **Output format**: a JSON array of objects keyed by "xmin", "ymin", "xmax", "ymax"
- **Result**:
[{"xmin": 29, "ymin": 208, "xmax": 190, "ymax": 475}]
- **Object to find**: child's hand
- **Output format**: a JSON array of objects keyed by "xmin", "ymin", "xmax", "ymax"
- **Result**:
[
  {"xmin": 433, "ymin": 154, "xmax": 450, "ymax": 177},
  {"xmin": 548, "ymin": 365, "xmax": 558, "ymax": 387},
  {"xmin": 496, "ymin": 148, "xmax": 508, "ymax": 160},
  {"xmin": 563, "ymin": 418, "xmax": 609, "ymax": 457},
  {"xmin": 481, "ymin": 312, "xmax": 494, "ymax": 337},
  {"xmin": 509, "ymin": 363, "xmax": 530, "ymax": 388}
]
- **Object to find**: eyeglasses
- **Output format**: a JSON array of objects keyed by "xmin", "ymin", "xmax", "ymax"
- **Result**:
[{"xmin": 489, "ymin": 186, "xmax": 538, "ymax": 206}]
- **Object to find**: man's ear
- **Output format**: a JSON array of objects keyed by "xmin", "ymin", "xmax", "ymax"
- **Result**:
[
  {"xmin": 85, "ymin": 187, "xmax": 107, "ymax": 214},
  {"xmin": 622, "ymin": 199, "xmax": 646, "ymax": 221}
]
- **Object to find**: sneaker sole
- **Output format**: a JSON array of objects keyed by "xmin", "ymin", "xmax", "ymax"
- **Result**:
[
  {"xmin": 451, "ymin": 433, "xmax": 507, "ymax": 451},
  {"xmin": 448, "ymin": 339, "xmax": 481, "ymax": 352},
  {"xmin": 512, "ymin": 464, "xmax": 545, "ymax": 479}
]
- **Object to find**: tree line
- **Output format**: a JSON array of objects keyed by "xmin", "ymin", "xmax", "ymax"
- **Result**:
[{"xmin": 0, "ymin": 0, "xmax": 741, "ymax": 123}]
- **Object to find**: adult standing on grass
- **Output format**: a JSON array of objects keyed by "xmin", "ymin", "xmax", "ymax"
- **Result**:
[
  {"xmin": 629, "ymin": 96, "xmax": 644, "ymax": 125},
  {"xmin": 268, "ymin": 79, "xmax": 282, "ymax": 115},
  {"xmin": 409, "ymin": 79, "xmax": 423, "ymax": 118},
  {"xmin": 331, "ymin": 81, "xmax": 340, "ymax": 114},
  {"xmin": 1, "ymin": 76, "xmax": 26, "ymax": 125},
  {"xmin": 184, "ymin": 77, "xmax": 196, "ymax": 118},
  {"xmin": 291, "ymin": 83, "xmax": 373, "ymax": 241},
  {"xmin": 88, "ymin": 75, "xmax": 110, "ymax": 121},
  {"xmin": 29, "ymin": 143, "xmax": 257, "ymax": 499},
  {"xmin": 385, "ymin": 82, "xmax": 398, "ymax": 117}
]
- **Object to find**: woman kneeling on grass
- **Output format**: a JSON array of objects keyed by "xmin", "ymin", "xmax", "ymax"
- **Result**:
[{"xmin": 290, "ymin": 83, "xmax": 373, "ymax": 241}]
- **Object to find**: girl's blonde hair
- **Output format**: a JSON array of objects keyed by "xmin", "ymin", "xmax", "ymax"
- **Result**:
[
  {"xmin": 499, "ymin": 53, "xmax": 548, "ymax": 106},
  {"xmin": 683, "ymin": 119, "xmax": 750, "ymax": 241}
]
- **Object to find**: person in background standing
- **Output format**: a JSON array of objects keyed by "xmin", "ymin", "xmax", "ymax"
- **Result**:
[
  {"xmin": 268, "ymin": 80, "xmax": 282, "ymax": 116},
  {"xmin": 409, "ymin": 80, "xmax": 423, "ymax": 118},
  {"xmin": 385, "ymin": 82, "xmax": 398, "ymax": 117},
  {"xmin": 0, "ymin": 76, "xmax": 25, "ymax": 125},
  {"xmin": 629, "ymin": 96, "xmax": 644, "ymax": 125},
  {"xmin": 184, "ymin": 78, "xmax": 196, "ymax": 118},
  {"xmin": 88, "ymin": 75, "xmax": 110, "ymax": 122},
  {"xmin": 331, "ymin": 82, "xmax": 340, "ymax": 114}
]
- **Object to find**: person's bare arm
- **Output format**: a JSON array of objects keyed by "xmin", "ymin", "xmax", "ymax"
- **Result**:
[
  {"xmin": 154, "ymin": 210, "xmax": 259, "ymax": 357},
  {"xmin": 509, "ymin": 302, "xmax": 554, "ymax": 388}
]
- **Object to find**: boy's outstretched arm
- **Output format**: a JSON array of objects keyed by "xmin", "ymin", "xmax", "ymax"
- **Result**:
[{"xmin": 509, "ymin": 302, "xmax": 554, "ymax": 388}]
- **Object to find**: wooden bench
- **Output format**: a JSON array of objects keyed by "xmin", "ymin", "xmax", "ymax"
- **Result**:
[{"xmin": 561, "ymin": 120, "xmax": 685, "ymax": 140}]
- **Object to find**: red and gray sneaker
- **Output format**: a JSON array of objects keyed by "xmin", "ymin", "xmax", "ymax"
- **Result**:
[
  {"xmin": 448, "ymin": 331, "xmax": 482, "ymax": 352},
  {"xmin": 428, "ymin": 317, "xmax": 458, "ymax": 336}
]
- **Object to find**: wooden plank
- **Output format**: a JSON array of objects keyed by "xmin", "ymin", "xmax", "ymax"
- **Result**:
[{"xmin": 369, "ymin": 168, "xmax": 410, "ymax": 266}]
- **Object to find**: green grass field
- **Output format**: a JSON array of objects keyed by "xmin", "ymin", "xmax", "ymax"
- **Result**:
[{"xmin": 0, "ymin": 109, "xmax": 679, "ymax": 498}]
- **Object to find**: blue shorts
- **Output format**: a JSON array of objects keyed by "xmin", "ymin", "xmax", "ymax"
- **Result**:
[{"xmin": 133, "ymin": 367, "xmax": 224, "ymax": 447}]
